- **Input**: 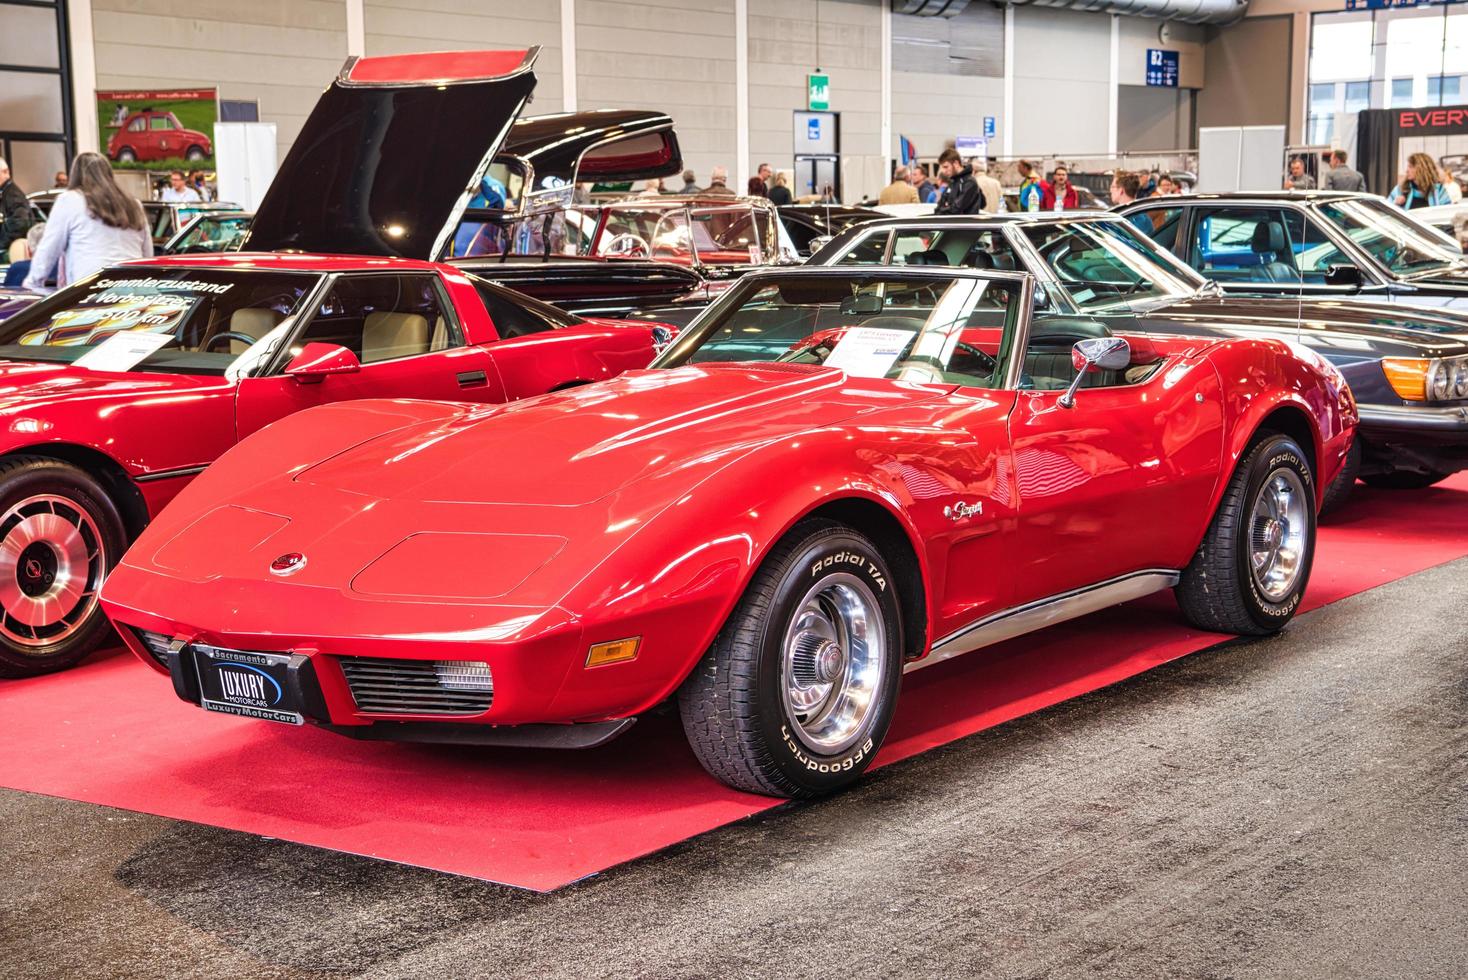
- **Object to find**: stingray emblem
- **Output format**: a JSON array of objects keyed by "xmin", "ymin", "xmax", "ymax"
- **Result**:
[
  {"xmin": 269, "ymin": 553, "xmax": 307, "ymax": 576},
  {"xmin": 22, "ymin": 558, "xmax": 43, "ymax": 579}
]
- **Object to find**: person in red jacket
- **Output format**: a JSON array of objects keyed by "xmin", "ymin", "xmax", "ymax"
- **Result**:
[{"xmin": 1040, "ymin": 165, "xmax": 1080, "ymax": 211}]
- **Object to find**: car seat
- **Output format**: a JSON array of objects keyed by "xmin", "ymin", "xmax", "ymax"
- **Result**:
[
  {"xmin": 1249, "ymin": 222, "xmax": 1300, "ymax": 283},
  {"xmin": 363, "ymin": 311, "xmax": 430, "ymax": 362},
  {"xmin": 904, "ymin": 248, "xmax": 950, "ymax": 266},
  {"xmin": 227, "ymin": 308, "xmax": 284, "ymax": 355}
]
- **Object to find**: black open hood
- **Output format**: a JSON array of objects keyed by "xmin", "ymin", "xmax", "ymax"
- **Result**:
[{"xmin": 242, "ymin": 49, "xmax": 539, "ymax": 260}]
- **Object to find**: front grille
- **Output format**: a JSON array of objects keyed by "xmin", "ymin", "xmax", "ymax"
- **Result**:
[
  {"xmin": 131, "ymin": 627, "xmax": 173, "ymax": 667},
  {"xmin": 338, "ymin": 656, "xmax": 494, "ymax": 716}
]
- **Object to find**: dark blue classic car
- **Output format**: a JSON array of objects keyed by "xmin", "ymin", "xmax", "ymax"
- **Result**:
[
  {"xmin": 1117, "ymin": 191, "xmax": 1468, "ymax": 310},
  {"xmin": 810, "ymin": 212, "xmax": 1468, "ymax": 501}
]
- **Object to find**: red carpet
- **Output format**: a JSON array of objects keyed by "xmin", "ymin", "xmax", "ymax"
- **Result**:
[{"xmin": 2, "ymin": 475, "xmax": 1466, "ymax": 891}]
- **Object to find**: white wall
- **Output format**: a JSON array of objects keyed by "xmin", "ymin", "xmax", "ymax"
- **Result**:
[
  {"xmin": 749, "ymin": 0, "xmax": 882, "ymax": 175},
  {"xmin": 363, "ymin": 0, "xmax": 563, "ymax": 114},
  {"xmin": 1010, "ymin": 7, "xmax": 1113, "ymax": 156},
  {"xmin": 575, "ymin": 0, "xmax": 737, "ymax": 186},
  {"xmin": 90, "ymin": 0, "xmax": 347, "ymax": 163}
]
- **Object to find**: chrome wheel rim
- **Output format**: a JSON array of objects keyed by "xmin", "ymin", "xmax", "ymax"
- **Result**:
[
  {"xmin": 780, "ymin": 571, "xmax": 886, "ymax": 755},
  {"xmin": 1249, "ymin": 469, "xmax": 1309, "ymax": 603},
  {"xmin": 0, "ymin": 494, "xmax": 106, "ymax": 649}
]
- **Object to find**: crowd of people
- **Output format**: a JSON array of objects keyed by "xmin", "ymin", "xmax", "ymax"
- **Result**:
[{"xmin": 639, "ymin": 162, "xmax": 795, "ymax": 205}]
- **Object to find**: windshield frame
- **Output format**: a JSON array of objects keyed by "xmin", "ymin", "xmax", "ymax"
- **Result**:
[
  {"xmin": 1009, "ymin": 216, "xmax": 1208, "ymax": 313},
  {"xmin": 650, "ymin": 266, "xmax": 1035, "ymax": 390},
  {"xmin": 1309, "ymin": 197, "xmax": 1467, "ymax": 279}
]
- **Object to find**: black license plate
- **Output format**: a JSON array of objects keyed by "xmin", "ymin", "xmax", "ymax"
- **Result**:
[{"xmin": 192, "ymin": 645, "xmax": 305, "ymax": 725}]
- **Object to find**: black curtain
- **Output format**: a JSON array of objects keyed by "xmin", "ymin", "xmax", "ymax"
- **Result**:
[{"xmin": 1354, "ymin": 109, "xmax": 1397, "ymax": 196}]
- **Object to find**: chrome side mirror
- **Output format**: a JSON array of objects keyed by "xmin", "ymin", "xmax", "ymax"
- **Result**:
[{"xmin": 1058, "ymin": 336, "xmax": 1130, "ymax": 409}]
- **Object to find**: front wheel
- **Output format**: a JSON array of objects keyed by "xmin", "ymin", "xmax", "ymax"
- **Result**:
[
  {"xmin": 1176, "ymin": 433, "xmax": 1316, "ymax": 635},
  {"xmin": 678, "ymin": 520, "xmax": 903, "ymax": 798},
  {"xmin": 0, "ymin": 457, "xmax": 126, "ymax": 678}
]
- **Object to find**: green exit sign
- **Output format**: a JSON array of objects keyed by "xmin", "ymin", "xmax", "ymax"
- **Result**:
[{"xmin": 807, "ymin": 73, "xmax": 830, "ymax": 111}]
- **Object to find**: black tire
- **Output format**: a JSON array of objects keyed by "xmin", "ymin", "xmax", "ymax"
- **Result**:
[
  {"xmin": 1360, "ymin": 469, "xmax": 1451, "ymax": 490},
  {"xmin": 678, "ymin": 520, "xmax": 903, "ymax": 798},
  {"xmin": 1176, "ymin": 433, "xmax": 1316, "ymax": 636},
  {"xmin": 1319, "ymin": 439, "xmax": 1360, "ymax": 516},
  {"xmin": 0, "ymin": 457, "xmax": 127, "ymax": 679},
  {"xmin": 116, "ymin": 147, "xmax": 137, "ymax": 163},
  {"xmin": 185, "ymin": 145, "xmax": 205, "ymax": 161}
]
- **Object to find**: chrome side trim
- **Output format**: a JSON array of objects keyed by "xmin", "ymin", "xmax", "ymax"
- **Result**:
[
  {"xmin": 135, "ymin": 465, "xmax": 209, "ymax": 484},
  {"xmin": 906, "ymin": 568, "xmax": 1181, "ymax": 673}
]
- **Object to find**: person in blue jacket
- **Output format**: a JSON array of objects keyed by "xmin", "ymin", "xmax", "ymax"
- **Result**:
[
  {"xmin": 452, "ymin": 172, "xmax": 509, "ymax": 257},
  {"xmin": 1393, "ymin": 152, "xmax": 1452, "ymax": 210}
]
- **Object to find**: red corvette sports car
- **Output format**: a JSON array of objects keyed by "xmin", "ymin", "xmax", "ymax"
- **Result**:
[
  {"xmin": 0, "ymin": 49, "xmax": 666, "ymax": 677},
  {"xmin": 102, "ymin": 267, "xmax": 1356, "ymax": 797}
]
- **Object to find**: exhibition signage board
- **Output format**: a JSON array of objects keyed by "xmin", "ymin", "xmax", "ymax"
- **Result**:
[
  {"xmin": 984, "ymin": 116, "xmax": 996, "ymax": 139},
  {"xmin": 808, "ymin": 73, "xmax": 830, "ymax": 111},
  {"xmin": 1145, "ymin": 49, "xmax": 1179, "ymax": 88},
  {"xmin": 97, "ymin": 88, "xmax": 218, "ymax": 169}
]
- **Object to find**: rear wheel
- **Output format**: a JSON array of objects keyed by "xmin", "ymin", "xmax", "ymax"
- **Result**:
[
  {"xmin": 678, "ymin": 520, "xmax": 903, "ymax": 798},
  {"xmin": 116, "ymin": 147, "xmax": 137, "ymax": 163},
  {"xmin": 0, "ymin": 457, "xmax": 126, "ymax": 678},
  {"xmin": 1176, "ymin": 434, "xmax": 1315, "ymax": 635},
  {"xmin": 1360, "ymin": 469, "xmax": 1451, "ymax": 490}
]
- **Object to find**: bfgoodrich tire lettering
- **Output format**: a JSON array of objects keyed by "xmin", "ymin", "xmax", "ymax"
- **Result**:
[
  {"xmin": 0, "ymin": 456, "xmax": 127, "ymax": 678},
  {"xmin": 1176, "ymin": 434, "xmax": 1316, "ymax": 636},
  {"xmin": 678, "ymin": 519, "xmax": 903, "ymax": 798}
]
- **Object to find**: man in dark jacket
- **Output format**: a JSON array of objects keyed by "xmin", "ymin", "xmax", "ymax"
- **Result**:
[
  {"xmin": 0, "ymin": 158, "xmax": 33, "ymax": 255},
  {"xmin": 1322, "ymin": 149, "xmax": 1367, "ymax": 192},
  {"xmin": 934, "ymin": 148, "xmax": 984, "ymax": 215}
]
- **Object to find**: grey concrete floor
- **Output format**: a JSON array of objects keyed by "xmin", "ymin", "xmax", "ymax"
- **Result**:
[{"xmin": 2, "ymin": 557, "xmax": 1465, "ymax": 980}]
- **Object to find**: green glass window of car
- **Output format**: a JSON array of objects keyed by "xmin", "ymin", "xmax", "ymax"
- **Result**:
[
  {"xmin": 1022, "ymin": 221, "xmax": 1196, "ymax": 309},
  {"xmin": 655, "ymin": 272, "xmax": 1021, "ymax": 389},
  {"xmin": 149, "ymin": 116, "xmax": 174, "ymax": 131},
  {"xmin": 1316, "ymin": 199, "xmax": 1463, "ymax": 276}
]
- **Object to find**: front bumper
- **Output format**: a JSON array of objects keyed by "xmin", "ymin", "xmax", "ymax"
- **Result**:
[
  {"xmin": 1357, "ymin": 402, "xmax": 1468, "ymax": 475},
  {"xmin": 131, "ymin": 627, "xmax": 638, "ymax": 749}
]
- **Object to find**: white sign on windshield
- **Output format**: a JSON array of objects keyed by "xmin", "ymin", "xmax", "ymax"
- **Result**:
[
  {"xmin": 72, "ymin": 330, "xmax": 173, "ymax": 373},
  {"xmin": 823, "ymin": 327, "xmax": 913, "ymax": 378}
]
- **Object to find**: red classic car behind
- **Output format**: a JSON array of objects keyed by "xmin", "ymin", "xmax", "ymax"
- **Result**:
[
  {"xmin": 0, "ymin": 48, "xmax": 668, "ymax": 678},
  {"xmin": 107, "ymin": 110, "xmax": 213, "ymax": 163},
  {"xmin": 101, "ymin": 267, "xmax": 1356, "ymax": 797}
]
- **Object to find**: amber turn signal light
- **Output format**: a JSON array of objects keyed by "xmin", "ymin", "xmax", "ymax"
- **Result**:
[
  {"xmin": 586, "ymin": 636, "xmax": 640, "ymax": 668},
  {"xmin": 1382, "ymin": 358, "xmax": 1429, "ymax": 401}
]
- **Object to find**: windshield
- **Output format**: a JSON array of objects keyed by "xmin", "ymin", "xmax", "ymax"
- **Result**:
[
  {"xmin": 1021, "ymin": 220, "xmax": 1203, "ymax": 310},
  {"xmin": 0, "ymin": 267, "xmax": 318, "ymax": 375},
  {"xmin": 1315, "ymin": 198, "xmax": 1464, "ymax": 276},
  {"xmin": 170, "ymin": 214, "xmax": 253, "ymax": 254},
  {"xmin": 653, "ymin": 271, "xmax": 1018, "ymax": 388}
]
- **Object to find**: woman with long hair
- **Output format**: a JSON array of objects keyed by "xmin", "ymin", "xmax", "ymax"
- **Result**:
[
  {"xmin": 1392, "ymin": 152, "xmax": 1452, "ymax": 210},
  {"xmin": 23, "ymin": 151, "xmax": 151, "ymax": 292}
]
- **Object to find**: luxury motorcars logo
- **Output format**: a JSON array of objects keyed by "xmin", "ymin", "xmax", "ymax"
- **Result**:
[
  {"xmin": 270, "ymin": 553, "xmax": 306, "ymax": 576},
  {"xmin": 217, "ymin": 664, "xmax": 281, "ymax": 707}
]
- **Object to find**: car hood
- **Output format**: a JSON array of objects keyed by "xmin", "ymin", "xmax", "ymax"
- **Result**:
[
  {"xmin": 1152, "ymin": 295, "xmax": 1468, "ymax": 356},
  {"xmin": 298, "ymin": 364, "xmax": 936, "ymax": 507},
  {"xmin": 0, "ymin": 359, "xmax": 221, "ymax": 415},
  {"xmin": 242, "ymin": 49, "xmax": 539, "ymax": 260}
]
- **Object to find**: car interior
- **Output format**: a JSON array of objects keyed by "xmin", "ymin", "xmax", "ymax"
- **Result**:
[{"xmin": 296, "ymin": 274, "xmax": 456, "ymax": 363}]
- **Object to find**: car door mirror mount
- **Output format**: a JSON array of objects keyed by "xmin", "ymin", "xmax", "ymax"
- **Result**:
[
  {"xmin": 1324, "ymin": 264, "xmax": 1363, "ymax": 289},
  {"xmin": 1059, "ymin": 336, "xmax": 1130, "ymax": 409},
  {"xmin": 284, "ymin": 342, "xmax": 361, "ymax": 384}
]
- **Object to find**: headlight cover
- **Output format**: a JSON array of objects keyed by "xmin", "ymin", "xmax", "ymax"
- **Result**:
[{"xmin": 1383, "ymin": 354, "xmax": 1468, "ymax": 402}]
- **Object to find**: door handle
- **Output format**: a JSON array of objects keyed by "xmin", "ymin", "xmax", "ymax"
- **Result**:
[{"xmin": 456, "ymin": 370, "xmax": 488, "ymax": 388}]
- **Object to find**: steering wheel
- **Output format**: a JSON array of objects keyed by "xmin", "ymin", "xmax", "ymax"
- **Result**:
[
  {"xmin": 952, "ymin": 341, "xmax": 997, "ymax": 375},
  {"xmin": 203, "ymin": 331, "xmax": 259, "ymax": 352},
  {"xmin": 603, "ymin": 233, "xmax": 651, "ymax": 258}
]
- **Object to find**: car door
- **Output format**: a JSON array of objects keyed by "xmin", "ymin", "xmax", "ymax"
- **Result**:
[
  {"xmin": 148, "ymin": 114, "xmax": 175, "ymax": 158},
  {"xmin": 234, "ymin": 271, "xmax": 503, "ymax": 441},
  {"xmin": 1001, "ymin": 227, "xmax": 1228, "ymax": 601}
]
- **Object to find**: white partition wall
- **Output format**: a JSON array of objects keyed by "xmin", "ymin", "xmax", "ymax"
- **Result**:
[
  {"xmin": 214, "ymin": 122, "xmax": 277, "ymax": 211},
  {"xmin": 1198, "ymin": 125, "xmax": 1286, "ymax": 192}
]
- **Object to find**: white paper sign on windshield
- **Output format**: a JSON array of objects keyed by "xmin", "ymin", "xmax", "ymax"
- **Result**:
[
  {"xmin": 822, "ymin": 327, "xmax": 913, "ymax": 378},
  {"xmin": 72, "ymin": 330, "xmax": 173, "ymax": 373}
]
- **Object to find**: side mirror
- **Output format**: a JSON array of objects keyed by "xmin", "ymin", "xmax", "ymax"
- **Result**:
[
  {"xmin": 284, "ymin": 342, "xmax": 361, "ymax": 384},
  {"xmin": 1059, "ymin": 336, "xmax": 1130, "ymax": 409},
  {"xmin": 1324, "ymin": 264, "xmax": 1363, "ymax": 289}
]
